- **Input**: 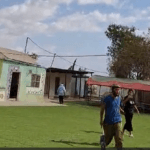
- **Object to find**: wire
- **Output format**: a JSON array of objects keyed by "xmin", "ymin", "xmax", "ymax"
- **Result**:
[
  {"xmin": 2, "ymin": 53, "xmax": 107, "ymax": 58},
  {"xmin": 38, "ymin": 54, "xmax": 107, "ymax": 57},
  {"xmin": 27, "ymin": 37, "xmax": 109, "ymax": 74},
  {"xmin": 2, "ymin": 52, "xmax": 108, "ymax": 74},
  {"xmin": 28, "ymin": 37, "xmax": 54, "ymax": 54},
  {"xmin": 1, "ymin": 50, "xmax": 108, "ymax": 74}
]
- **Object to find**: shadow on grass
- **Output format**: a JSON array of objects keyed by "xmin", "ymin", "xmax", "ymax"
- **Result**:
[
  {"xmin": 51, "ymin": 139, "xmax": 100, "ymax": 147},
  {"xmin": 66, "ymin": 101, "xmax": 101, "ymax": 108},
  {"xmin": 81, "ymin": 130, "xmax": 102, "ymax": 134}
]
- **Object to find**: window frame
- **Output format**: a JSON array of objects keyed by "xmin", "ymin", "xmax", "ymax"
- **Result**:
[{"xmin": 31, "ymin": 74, "xmax": 41, "ymax": 88}]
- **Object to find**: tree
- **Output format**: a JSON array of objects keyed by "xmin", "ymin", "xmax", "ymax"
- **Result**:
[{"xmin": 105, "ymin": 24, "xmax": 150, "ymax": 80}]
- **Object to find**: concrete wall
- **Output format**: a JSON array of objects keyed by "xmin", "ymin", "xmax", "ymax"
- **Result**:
[
  {"xmin": 45, "ymin": 72, "xmax": 72, "ymax": 97},
  {"xmin": 70, "ymin": 78, "xmax": 76, "ymax": 97},
  {"xmin": 70, "ymin": 77, "xmax": 88, "ymax": 97},
  {"xmin": 0, "ymin": 60, "xmax": 46, "ymax": 102},
  {"xmin": 0, "ymin": 59, "xmax": 3, "ymax": 79},
  {"xmin": 90, "ymin": 85, "xmax": 111, "ymax": 97},
  {"xmin": 90, "ymin": 85, "xmax": 129, "ymax": 99},
  {"xmin": 0, "ymin": 88, "xmax": 5, "ymax": 101},
  {"xmin": 76, "ymin": 78, "xmax": 87, "ymax": 97}
]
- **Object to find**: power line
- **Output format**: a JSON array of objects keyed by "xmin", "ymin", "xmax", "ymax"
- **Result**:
[
  {"xmin": 3, "ymin": 53, "xmax": 107, "ymax": 58},
  {"xmin": 2, "ymin": 52, "xmax": 108, "ymax": 74},
  {"xmin": 26, "ymin": 37, "xmax": 109, "ymax": 74},
  {"xmin": 38, "ymin": 54, "xmax": 107, "ymax": 57},
  {"xmin": 3, "ymin": 52, "xmax": 108, "ymax": 74},
  {"xmin": 28, "ymin": 37, "xmax": 108, "ymax": 58},
  {"xmin": 28, "ymin": 37, "xmax": 54, "ymax": 54}
]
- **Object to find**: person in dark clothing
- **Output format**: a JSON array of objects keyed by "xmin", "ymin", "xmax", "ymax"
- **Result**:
[{"xmin": 122, "ymin": 89, "xmax": 140, "ymax": 137}]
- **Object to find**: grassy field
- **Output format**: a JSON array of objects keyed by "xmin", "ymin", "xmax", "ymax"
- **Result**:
[{"xmin": 0, "ymin": 101, "xmax": 149, "ymax": 148}]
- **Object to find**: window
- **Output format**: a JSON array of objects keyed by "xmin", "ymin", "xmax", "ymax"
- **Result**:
[{"xmin": 31, "ymin": 74, "xmax": 40, "ymax": 88}]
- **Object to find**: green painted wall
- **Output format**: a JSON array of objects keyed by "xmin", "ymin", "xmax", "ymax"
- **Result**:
[
  {"xmin": 1, "ymin": 60, "xmax": 46, "ymax": 102},
  {"xmin": 0, "ymin": 59, "xmax": 3, "ymax": 79}
]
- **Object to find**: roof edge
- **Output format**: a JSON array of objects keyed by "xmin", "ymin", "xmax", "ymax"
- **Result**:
[{"xmin": 3, "ymin": 58, "xmax": 45, "ymax": 69}]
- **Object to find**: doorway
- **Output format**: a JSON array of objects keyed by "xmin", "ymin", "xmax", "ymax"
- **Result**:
[
  {"xmin": 9, "ymin": 72, "xmax": 20, "ymax": 99},
  {"xmin": 55, "ymin": 77, "xmax": 60, "ymax": 95}
]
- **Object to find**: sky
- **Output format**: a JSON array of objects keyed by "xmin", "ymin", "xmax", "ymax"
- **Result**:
[{"xmin": 0, "ymin": 0, "xmax": 150, "ymax": 76}]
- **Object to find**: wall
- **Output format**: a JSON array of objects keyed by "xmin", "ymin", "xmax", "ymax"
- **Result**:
[
  {"xmin": 45, "ymin": 72, "xmax": 72, "ymax": 97},
  {"xmin": 0, "ymin": 59, "xmax": 3, "ymax": 79},
  {"xmin": 90, "ymin": 85, "xmax": 130, "ymax": 98},
  {"xmin": 89, "ymin": 85, "xmax": 110, "ymax": 97},
  {"xmin": 70, "ymin": 78, "xmax": 76, "ymax": 97},
  {"xmin": 70, "ymin": 77, "xmax": 89, "ymax": 97},
  {"xmin": 0, "ymin": 88, "xmax": 5, "ymax": 101},
  {"xmin": 76, "ymin": 78, "xmax": 87, "ymax": 97},
  {"xmin": 0, "ymin": 60, "xmax": 46, "ymax": 102},
  {"xmin": 138, "ymin": 91, "xmax": 150, "ymax": 104}
]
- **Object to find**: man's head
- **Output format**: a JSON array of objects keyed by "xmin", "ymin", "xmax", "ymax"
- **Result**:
[{"xmin": 111, "ymin": 84, "xmax": 120, "ymax": 97}]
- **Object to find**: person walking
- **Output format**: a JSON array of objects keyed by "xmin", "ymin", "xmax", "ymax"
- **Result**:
[
  {"xmin": 100, "ymin": 84, "xmax": 124, "ymax": 150},
  {"xmin": 57, "ymin": 83, "xmax": 66, "ymax": 104},
  {"xmin": 122, "ymin": 89, "xmax": 140, "ymax": 138}
]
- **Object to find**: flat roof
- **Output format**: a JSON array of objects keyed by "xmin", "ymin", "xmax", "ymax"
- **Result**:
[{"xmin": 47, "ymin": 67, "xmax": 93, "ymax": 74}]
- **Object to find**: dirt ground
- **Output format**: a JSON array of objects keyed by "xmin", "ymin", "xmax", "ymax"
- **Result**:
[{"xmin": 0, "ymin": 97, "xmax": 87, "ymax": 106}]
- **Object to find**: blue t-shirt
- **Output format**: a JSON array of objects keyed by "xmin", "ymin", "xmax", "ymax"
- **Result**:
[{"xmin": 103, "ymin": 95, "xmax": 122, "ymax": 124}]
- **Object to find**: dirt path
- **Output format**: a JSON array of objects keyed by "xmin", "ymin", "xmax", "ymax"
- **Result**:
[
  {"xmin": 0, "ymin": 97, "xmax": 88, "ymax": 107},
  {"xmin": 0, "ymin": 101, "xmax": 66, "ymax": 106}
]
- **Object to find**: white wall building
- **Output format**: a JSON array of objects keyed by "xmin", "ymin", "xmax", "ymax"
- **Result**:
[{"xmin": 44, "ymin": 68, "xmax": 93, "ymax": 98}]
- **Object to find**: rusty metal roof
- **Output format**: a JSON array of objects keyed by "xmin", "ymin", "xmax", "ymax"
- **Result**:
[{"xmin": 0, "ymin": 47, "xmax": 37, "ymax": 65}]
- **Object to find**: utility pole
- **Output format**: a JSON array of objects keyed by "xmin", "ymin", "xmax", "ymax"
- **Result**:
[
  {"xmin": 50, "ymin": 53, "xmax": 56, "ymax": 68},
  {"xmin": 68, "ymin": 58, "xmax": 77, "ymax": 70},
  {"xmin": 72, "ymin": 59, "xmax": 77, "ymax": 70},
  {"xmin": 48, "ymin": 53, "xmax": 56, "ymax": 99},
  {"xmin": 24, "ymin": 37, "xmax": 29, "ymax": 53}
]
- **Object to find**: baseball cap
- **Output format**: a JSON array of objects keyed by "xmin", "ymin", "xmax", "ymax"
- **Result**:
[{"xmin": 111, "ymin": 84, "xmax": 120, "ymax": 90}]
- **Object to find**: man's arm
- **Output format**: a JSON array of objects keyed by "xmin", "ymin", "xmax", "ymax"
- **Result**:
[
  {"xmin": 120, "ymin": 107, "xmax": 125, "ymax": 115},
  {"xmin": 100, "ymin": 103, "xmax": 105, "ymax": 128},
  {"xmin": 134, "ymin": 105, "xmax": 140, "ymax": 114}
]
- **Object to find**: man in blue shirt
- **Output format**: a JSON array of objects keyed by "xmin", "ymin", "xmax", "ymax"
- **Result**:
[{"xmin": 100, "ymin": 84, "xmax": 124, "ymax": 150}]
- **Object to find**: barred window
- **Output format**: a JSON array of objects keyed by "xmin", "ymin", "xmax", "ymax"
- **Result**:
[{"xmin": 31, "ymin": 74, "xmax": 40, "ymax": 88}]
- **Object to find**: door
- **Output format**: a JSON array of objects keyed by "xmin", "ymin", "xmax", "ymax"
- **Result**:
[
  {"xmin": 9, "ymin": 72, "xmax": 20, "ymax": 99},
  {"xmin": 55, "ymin": 77, "xmax": 60, "ymax": 95}
]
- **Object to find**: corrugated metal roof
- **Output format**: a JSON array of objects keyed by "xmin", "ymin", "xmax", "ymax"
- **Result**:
[
  {"xmin": 0, "ymin": 47, "xmax": 37, "ymax": 65},
  {"xmin": 87, "ymin": 75, "xmax": 150, "ymax": 91},
  {"xmin": 92, "ymin": 75, "xmax": 150, "ymax": 85}
]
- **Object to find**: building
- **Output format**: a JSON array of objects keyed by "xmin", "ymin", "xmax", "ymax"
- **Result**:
[
  {"xmin": 0, "ymin": 47, "xmax": 46, "ymax": 102},
  {"xmin": 44, "ymin": 67, "xmax": 93, "ymax": 98},
  {"xmin": 71, "ymin": 74, "xmax": 90, "ymax": 98}
]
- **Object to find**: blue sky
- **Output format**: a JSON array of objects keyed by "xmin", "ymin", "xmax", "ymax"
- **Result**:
[{"xmin": 0, "ymin": 0, "xmax": 150, "ymax": 76}]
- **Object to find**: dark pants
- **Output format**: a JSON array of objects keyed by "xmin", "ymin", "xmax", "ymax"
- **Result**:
[
  {"xmin": 103, "ymin": 122, "xmax": 123, "ymax": 148},
  {"xmin": 59, "ymin": 96, "xmax": 64, "ymax": 104},
  {"xmin": 123, "ymin": 113, "xmax": 133, "ymax": 132}
]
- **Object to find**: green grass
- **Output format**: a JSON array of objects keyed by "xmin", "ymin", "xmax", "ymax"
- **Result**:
[{"xmin": 0, "ymin": 101, "xmax": 149, "ymax": 148}]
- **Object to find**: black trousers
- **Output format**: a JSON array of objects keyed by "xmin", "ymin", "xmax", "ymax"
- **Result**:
[
  {"xmin": 59, "ymin": 96, "xmax": 64, "ymax": 104},
  {"xmin": 123, "ymin": 113, "xmax": 133, "ymax": 132}
]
